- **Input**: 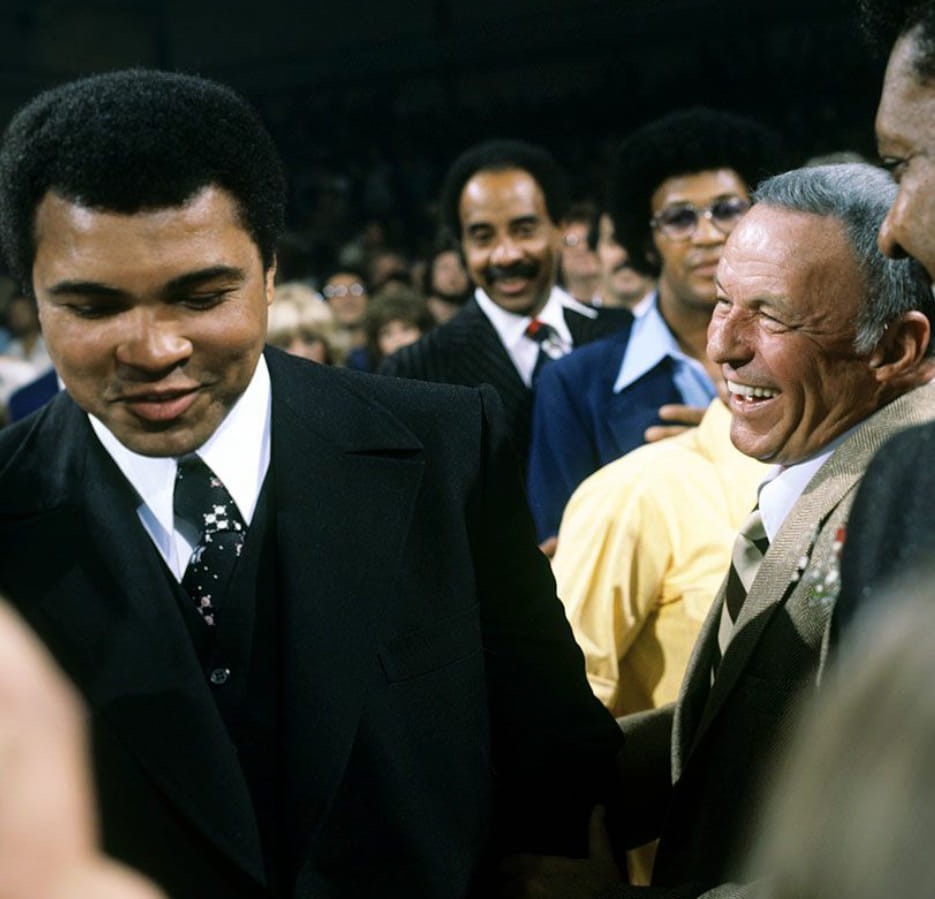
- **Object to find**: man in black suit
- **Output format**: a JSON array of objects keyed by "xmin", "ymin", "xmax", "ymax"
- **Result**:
[
  {"xmin": 0, "ymin": 69, "xmax": 624, "ymax": 899},
  {"xmin": 379, "ymin": 139, "xmax": 629, "ymax": 466},
  {"xmin": 832, "ymin": 0, "xmax": 935, "ymax": 643}
]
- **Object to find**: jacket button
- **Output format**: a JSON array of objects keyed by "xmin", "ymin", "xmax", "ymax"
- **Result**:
[{"xmin": 209, "ymin": 667, "xmax": 231, "ymax": 685}]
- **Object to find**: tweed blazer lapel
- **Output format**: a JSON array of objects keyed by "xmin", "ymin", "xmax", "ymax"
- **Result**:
[
  {"xmin": 672, "ymin": 382, "xmax": 935, "ymax": 778},
  {"xmin": 0, "ymin": 396, "xmax": 266, "ymax": 884}
]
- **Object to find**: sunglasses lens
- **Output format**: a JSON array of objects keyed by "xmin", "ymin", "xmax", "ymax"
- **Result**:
[
  {"xmin": 658, "ymin": 206, "xmax": 698, "ymax": 238},
  {"xmin": 711, "ymin": 198, "xmax": 750, "ymax": 230}
]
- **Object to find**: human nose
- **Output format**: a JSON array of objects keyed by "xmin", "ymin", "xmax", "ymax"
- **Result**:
[
  {"xmin": 692, "ymin": 209, "xmax": 726, "ymax": 245},
  {"xmin": 114, "ymin": 308, "xmax": 192, "ymax": 373},
  {"xmin": 490, "ymin": 234, "xmax": 523, "ymax": 266},
  {"xmin": 706, "ymin": 304, "xmax": 752, "ymax": 367},
  {"xmin": 877, "ymin": 196, "xmax": 909, "ymax": 261}
]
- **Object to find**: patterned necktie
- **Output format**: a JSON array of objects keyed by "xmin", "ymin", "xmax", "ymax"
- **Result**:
[
  {"xmin": 717, "ymin": 505, "xmax": 770, "ymax": 659},
  {"xmin": 173, "ymin": 454, "xmax": 246, "ymax": 627},
  {"xmin": 525, "ymin": 318, "xmax": 567, "ymax": 382}
]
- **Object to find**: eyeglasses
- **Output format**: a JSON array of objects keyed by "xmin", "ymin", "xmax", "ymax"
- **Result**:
[
  {"xmin": 650, "ymin": 196, "xmax": 750, "ymax": 241},
  {"xmin": 323, "ymin": 282, "xmax": 366, "ymax": 299}
]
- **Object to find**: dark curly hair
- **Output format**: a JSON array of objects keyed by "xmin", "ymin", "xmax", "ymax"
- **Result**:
[
  {"xmin": 0, "ymin": 68, "xmax": 286, "ymax": 294},
  {"xmin": 859, "ymin": 0, "xmax": 935, "ymax": 79},
  {"xmin": 439, "ymin": 139, "xmax": 570, "ymax": 240},
  {"xmin": 610, "ymin": 107, "xmax": 784, "ymax": 277}
]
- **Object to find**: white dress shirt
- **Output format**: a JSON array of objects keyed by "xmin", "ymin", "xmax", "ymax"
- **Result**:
[{"xmin": 90, "ymin": 355, "xmax": 272, "ymax": 580}]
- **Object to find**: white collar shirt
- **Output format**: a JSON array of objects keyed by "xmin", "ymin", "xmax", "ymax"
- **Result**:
[
  {"xmin": 90, "ymin": 354, "xmax": 272, "ymax": 580},
  {"xmin": 474, "ymin": 285, "xmax": 595, "ymax": 387}
]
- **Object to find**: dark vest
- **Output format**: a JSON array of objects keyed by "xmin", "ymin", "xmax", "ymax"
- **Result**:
[{"xmin": 170, "ymin": 474, "xmax": 287, "ymax": 893}]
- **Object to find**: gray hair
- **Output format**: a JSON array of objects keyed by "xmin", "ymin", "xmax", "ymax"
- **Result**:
[{"xmin": 753, "ymin": 163, "xmax": 935, "ymax": 356}]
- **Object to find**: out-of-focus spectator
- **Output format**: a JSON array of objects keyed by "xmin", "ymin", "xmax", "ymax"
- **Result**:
[
  {"xmin": 366, "ymin": 285, "xmax": 435, "ymax": 369},
  {"xmin": 321, "ymin": 266, "xmax": 369, "ymax": 361},
  {"xmin": 590, "ymin": 212, "xmax": 655, "ymax": 313},
  {"xmin": 422, "ymin": 243, "xmax": 472, "ymax": 325},
  {"xmin": 559, "ymin": 201, "xmax": 600, "ymax": 304},
  {"xmin": 267, "ymin": 282, "xmax": 341, "ymax": 365}
]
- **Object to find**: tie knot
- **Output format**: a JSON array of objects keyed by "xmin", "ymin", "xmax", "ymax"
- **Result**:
[
  {"xmin": 525, "ymin": 319, "xmax": 567, "ymax": 360},
  {"xmin": 174, "ymin": 455, "xmax": 243, "ymax": 535}
]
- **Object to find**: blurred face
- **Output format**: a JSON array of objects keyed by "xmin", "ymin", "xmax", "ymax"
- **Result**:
[
  {"xmin": 378, "ymin": 319, "xmax": 422, "ymax": 357},
  {"xmin": 560, "ymin": 221, "xmax": 599, "ymax": 297},
  {"xmin": 323, "ymin": 273, "xmax": 368, "ymax": 326},
  {"xmin": 596, "ymin": 213, "xmax": 655, "ymax": 307},
  {"xmin": 707, "ymin": 204, "xmax": 884, "ymax": 465},
  {"xmin": 651, "ymin": 168, "xmax": 750, "ymax": 312},
  {"xmin": 459, "ymin": 168, "xmax": 560, "ymax": 316},
  {"xmin": 876, "ymin": 29, "xmax": 935, "ymax": 282},
  {"xmin": 285, "ymin": 334, "xmax": 328, "ymax": 364},
  {"xmin": 32, "ymin": 186, "xmax": 274, "ymax": 457},
  {"xmin": 430, "ymin": 250, "xmax": 470, "ymax": 298}
]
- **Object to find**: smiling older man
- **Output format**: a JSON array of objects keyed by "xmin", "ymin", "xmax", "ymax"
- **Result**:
[{"xmin": 502, "ymin": 162, "xmax": 935, "ymax": 899}]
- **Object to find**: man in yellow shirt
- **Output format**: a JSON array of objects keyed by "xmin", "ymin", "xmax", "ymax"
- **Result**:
[{"xmin": 553, "ymin": 397, "xmax": 766, "ymax": 717}]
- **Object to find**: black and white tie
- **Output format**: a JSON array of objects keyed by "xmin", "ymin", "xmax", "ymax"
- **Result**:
[{"xmin": 173, "ymin": 454, "xmax": 246, "ymax": 627}]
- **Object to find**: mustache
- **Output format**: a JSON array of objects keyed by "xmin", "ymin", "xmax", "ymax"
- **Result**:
[{"xmin": 486, "ymin": 261, "xmax": 540, "ymax": 282}]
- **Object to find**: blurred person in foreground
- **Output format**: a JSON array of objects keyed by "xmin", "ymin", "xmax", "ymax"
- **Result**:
[
  {"xmin": 0, "ymin": 598, "xmax": 165, "ymax": 899},
  {"xmin": 752, "ymin": 573, "xmax": 935, "ymax": 899}
]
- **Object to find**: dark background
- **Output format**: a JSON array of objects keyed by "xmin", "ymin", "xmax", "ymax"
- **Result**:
[{"xmin": 0, "ymin": 0, "xmax": 883, "ymax": 259}]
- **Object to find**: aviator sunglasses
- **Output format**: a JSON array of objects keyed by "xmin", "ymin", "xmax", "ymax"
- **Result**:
[{"xmin": 650, "ymin": 195, "xmax": 750, "ymax": 241}]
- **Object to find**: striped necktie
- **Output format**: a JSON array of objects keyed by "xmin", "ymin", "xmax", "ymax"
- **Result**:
[{"xmin": 717, "ymin": 505, "xmax": 769, "ymax": 661}]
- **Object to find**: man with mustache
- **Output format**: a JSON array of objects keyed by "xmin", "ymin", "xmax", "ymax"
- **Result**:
[
  {"xmin": 379, "ymin": 139, "xmax": 629, "ymax": 467},
  {"xmin": 526, "ymin": 108, "xmax": 782, "ymax": 550}
]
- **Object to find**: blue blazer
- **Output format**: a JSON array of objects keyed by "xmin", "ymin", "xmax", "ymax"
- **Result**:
[{"xmin": 527, "ymin": 324, "xmax": 682, "ymax": 542}]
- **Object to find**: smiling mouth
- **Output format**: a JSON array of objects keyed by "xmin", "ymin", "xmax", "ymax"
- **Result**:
[{"xmin": 728, "ymin": 380, "xmax": 779, "ymax": 401}]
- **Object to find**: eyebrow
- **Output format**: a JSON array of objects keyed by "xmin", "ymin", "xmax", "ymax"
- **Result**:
[{"xmin": 46, "ymin": 265, "xmax": 247, "ymax": 299}]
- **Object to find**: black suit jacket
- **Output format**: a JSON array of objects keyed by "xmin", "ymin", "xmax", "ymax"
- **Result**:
[
  {"xmin": 378, "ymin": 296, "xmax": 630, "ymax": 464},
  {"xmin": 0, "ymin": 348, "xmax": 623, "ymax": 898}
]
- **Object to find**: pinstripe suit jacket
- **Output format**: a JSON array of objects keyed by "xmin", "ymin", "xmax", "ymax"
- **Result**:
[{"xmin": 378, "ymin": 295, "xmax": 630, "ymax": 466}]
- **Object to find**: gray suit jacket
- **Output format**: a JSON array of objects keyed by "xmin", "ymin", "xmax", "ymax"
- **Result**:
[{"xmin": 613, "ymin": 382, "xmax": 935, "ymax": 899}]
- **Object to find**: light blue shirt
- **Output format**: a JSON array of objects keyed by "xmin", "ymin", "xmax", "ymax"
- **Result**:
[{"xmin": 612, "ymin": 294, "xmax": 716, "ymax": 407}]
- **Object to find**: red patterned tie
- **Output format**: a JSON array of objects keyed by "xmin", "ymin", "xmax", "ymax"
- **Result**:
[{"xmin": 525, "ymin": 318, "xmax": 567, "ymax": 382}]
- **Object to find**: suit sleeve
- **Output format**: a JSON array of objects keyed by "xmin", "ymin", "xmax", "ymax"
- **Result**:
[
  {"xmin": 527, "ymin": 359, "xmax": 603, "ymax": 543},
  {"xmin": 833, "ymin": 422, "xmax": 935, "ymax": 647},
  {"xmin": 469, "ymin": 383, "xmax": 626, "ymax": 858}
]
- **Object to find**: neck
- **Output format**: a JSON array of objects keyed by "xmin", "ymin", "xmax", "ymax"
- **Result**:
[{"xmin": 656, "ymin": 281, "xmax": 712, "ymax": 361}]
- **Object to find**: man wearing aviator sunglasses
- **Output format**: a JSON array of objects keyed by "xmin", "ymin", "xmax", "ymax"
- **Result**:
[{"xmin": 527, "ymin": 107, "xmax": 782, "ymax": 550}]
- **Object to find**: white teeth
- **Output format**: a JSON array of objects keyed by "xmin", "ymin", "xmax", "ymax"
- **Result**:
[{"xmin": 727, "ymin": 380, "xmax": 778, "ymax": 400}]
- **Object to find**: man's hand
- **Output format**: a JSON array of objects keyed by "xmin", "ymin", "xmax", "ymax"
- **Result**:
[
  {"xmin": 538, "ymin": 536, "xmax": 558, "ymax": 559},
  {"xmin": 643, "ymin": 404, "xmax": 706, "ymax": 443},
  {"xmin": 0, "ymin": 600, "xmax": 166, "ymax": 899},
  {"xmin": 499, "ymin": 806, "xmax": 624, "ymax": 898}
]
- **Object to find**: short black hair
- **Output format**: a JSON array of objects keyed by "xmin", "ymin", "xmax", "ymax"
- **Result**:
[
  {"xmin": 860, "ymin": 0, "xmax": 935, "ymax": 79},
  {"xmin": 0, "ymin": 68, "xmax": 286, "ymax": 293},
  {"xmin": 610, "ymin": 107, "xmax": 784, "ymax": 277},
  {"xmin": 439, "ymin": 139, "xmax": 570, "ymax": 240}
]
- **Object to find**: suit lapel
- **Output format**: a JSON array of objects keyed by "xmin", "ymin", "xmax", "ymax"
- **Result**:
[
  {"xmin": 672, "ymin": 383, "xmax": 935, "ymax": 777},
  {"xmin": 0, "ymin": 398, "xmax": 266, "ymax": 883},
  {"xmin": 264, "ymin": 352, "xmax": 426, "ymax": 854}
]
